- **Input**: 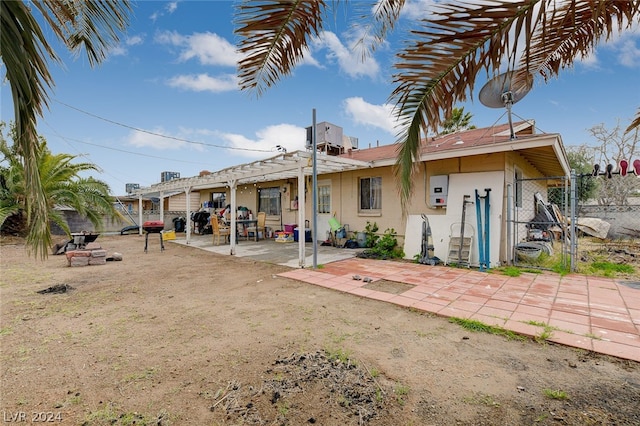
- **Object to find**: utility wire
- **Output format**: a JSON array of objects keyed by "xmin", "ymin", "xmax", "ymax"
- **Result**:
[
  {"xmin": 54, "ymin": 99, "xmax": 274, "ymax": 153},
  {"xmin": 42, "ymin": 130, "xmax": 213, "ymax": 166},
  {"xmin": 41, "ymin": 122, "xmax": 158, "ymax": 188}
]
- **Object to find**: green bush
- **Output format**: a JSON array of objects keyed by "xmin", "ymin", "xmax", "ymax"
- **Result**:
[
  {"xmin": 364, "ymin": 221, "xmax": 379, "ymax": 248},
  {"xmin": 367, "ymin": 228, "xmax": 405, "ymax": 259}
]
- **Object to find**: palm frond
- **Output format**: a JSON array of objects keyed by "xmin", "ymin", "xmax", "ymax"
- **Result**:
[
  {"xmin": 2, "ymin": 1, "xmax": 55, "ymax": 255},
  {"xmin": 48, "ymin": 208, "xmax": 71, "ymax": 237},
  {"xmin": 1, "ymin": 1, "xmax": 131, "ymax": 257},
  {"xmin": 390, "ymin": 0, "xmax": 539, "ymax": 206},
  {"xmin": 627, "ymin": 108, "xmax": 640, "ymax": 134},
  {"xmin": 390, "ymin": 0, "xmax": 640, "ymax": 208},
  {"xmin": 0, "ymin": 204, "xmax": 22, "ymax": 230},
  {"xmin": 351, "ymin": 0, "xmax": 405, "ymax": 59},
  {"xmin": 34, "ymin": 0, "xmax": 132, "ymax": 66},
  {"xmin": 525, "ymin": 0, "xmax": 640, "ymax": 80},
  {"xmin": 235, "ymin": 0, "xmax": 328, "ymax": 96}
]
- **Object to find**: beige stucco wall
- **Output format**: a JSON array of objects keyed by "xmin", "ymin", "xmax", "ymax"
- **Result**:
[
  {"xmin": 162, "ymin": 145, "xmax": 565, "ymax": 264},
  {"xmin": 198, "ymin": 181, "xmax": 302, "ymax": 233},
  {"xmin": 301, "ymin": 150, "xmax": 556, "ymax": 265},
  {"xmin": 298, "ymin": 153, "xmax": 510, "ymax": 247}
]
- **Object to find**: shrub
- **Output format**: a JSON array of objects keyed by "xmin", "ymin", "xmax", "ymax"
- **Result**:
[
  {"xmin": 359, "ymin": 227, "xmax": 405, "ymax": 260},
  {"xmin": 364, "ymin": 221, "xmax": 379, "ymax": 248}
]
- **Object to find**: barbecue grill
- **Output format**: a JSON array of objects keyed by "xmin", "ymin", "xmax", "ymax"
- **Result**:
[{"xmin": 143, "ymin": 220, "xmax": 165, "ymax": 252}]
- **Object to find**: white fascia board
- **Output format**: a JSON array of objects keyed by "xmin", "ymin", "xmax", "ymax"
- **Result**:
[
  {"xmin": 417, "ymin": 135, "xmax": 559, "ymax": 163},
  {"xmin": 551, "ymin": 136, "xmax": 571, "ymax": 176}
]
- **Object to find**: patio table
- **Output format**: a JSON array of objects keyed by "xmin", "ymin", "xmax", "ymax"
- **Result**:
[{"xmin": 236, "ymin": 219, "xmax": 258, "ymax": 242}]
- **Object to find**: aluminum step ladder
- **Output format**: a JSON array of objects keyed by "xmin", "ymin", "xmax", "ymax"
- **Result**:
[{"xmin": 446, "ymin": 222, "xmax": 474, "ymax": 267}]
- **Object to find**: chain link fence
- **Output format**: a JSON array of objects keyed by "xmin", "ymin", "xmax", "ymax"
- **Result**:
[
  {"xmin": 510, "ymin": 175, "xmax": 573, "ymax": 271},
  {"xmin": 512, "ymin": 171, "xmax": 640, "ymax": 272},
  {"xmin": 575, "ymin": 173, "xmax": 640, "ymax": 265}
]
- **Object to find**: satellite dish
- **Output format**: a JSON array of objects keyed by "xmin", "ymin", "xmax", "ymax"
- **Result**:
[{"xmin": 479, "ymin": 70, "xmax": 533, "ymax": 139}]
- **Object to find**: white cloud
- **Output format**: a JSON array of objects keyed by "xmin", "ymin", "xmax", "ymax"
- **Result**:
[
  {"xmin": 312, "ymin": 31, "xmax": 380, "ymax": 79},
  {"xmin": 343, "ymin": 97, "xmax": 398, "ymax": 135},
  {"xmin": 578, "ymin": 50, "xmax": 600, "ymax": 69},
  {"xmin": 298, "ymin": 46, "xmax": 322, "ymax": 68},
  {"xmin": 597, "ymin": 26, "xmax": 640, "ymax": 68},
  {"xmin": 400, "ymin": 0, "xmax": 438, "ymax": 20},
  {"xmin": 126, "ymin": 35, "xmax": 144, "ymax": 46},
  {"xmin": 219, "ymin": 124, "xmax": 307, "ymax": 159},
  {"xmin": 150, "ymin": 2, "xmax": 178, "ymax": 22},
  {"xmin": 106, "ymin": 35, "xmax": 143, "ymax": 58},
  {"xmin": 155, "ymin": 31, "xmax": 240, "ymax": 67},
  {"xmin": 166, "ymin": 73, "xmax": 238, "ymax": 93},
  {"xmin": 127, "ymin": 128, "xmax": 186, "ymax": 150},
  {"xmin": 126, "ymin": 126, "xmax": 207, "ymax": 152},
  {"xmin": 166, "ymin": 2, "xmax": 178, "ymax": 14},
  {"xmin": 617, "ymin": 38, "xmax": 640, "ymax": 67},
  {"xmin": 108, "ymin": 45, "xmax": 127, "ymax": 57}
]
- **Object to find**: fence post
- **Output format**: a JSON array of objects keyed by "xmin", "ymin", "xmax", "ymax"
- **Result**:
[
  {"xmin": 570, "ymin": 169, "xmax": 577, "ymax": 272},
  {"xmin": 506, "ymin": 184, "xmax": 513, "ymax": 265}
]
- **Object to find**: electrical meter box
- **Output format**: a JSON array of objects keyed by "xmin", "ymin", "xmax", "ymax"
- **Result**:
[{"xmin": 429, "ymin": 175, "xmax": 448, "ymax": 207}]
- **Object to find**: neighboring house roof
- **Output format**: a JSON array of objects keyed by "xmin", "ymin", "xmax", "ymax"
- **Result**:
[{"xmin": 341, "ymin": 120, "xmax": 570, "ymax": 177}]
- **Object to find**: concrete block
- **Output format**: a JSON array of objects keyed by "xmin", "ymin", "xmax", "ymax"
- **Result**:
[
  {"xmin": 69, "ymin": 257, "xmax": 89, "ymax": 267},
  {"xmin": 90, "ymin": 249, "xmax": 107, "ymax": 258}
]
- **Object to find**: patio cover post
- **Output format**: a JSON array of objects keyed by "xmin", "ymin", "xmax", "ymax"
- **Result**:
[
  {"xmin": 229, "ymin": 179, "xmax": 237, "ymax": 255},
  {"xmin": 298, "ymin": 164, "xmax": 306, "ymax": 267},
  {"xmin": 159, "ymin": 191, "xmax": 164, "ymax": 227},
  {"xmin": 138, "ymin": 193, "xmax": 143, "ymax": 235},
  {"xmin": 312, "ymin": 108, "xmax": 318, "ymax": 268},
  {"xmin": 185, "ymin": 187, "xmax": 192, "ymax": 244}
]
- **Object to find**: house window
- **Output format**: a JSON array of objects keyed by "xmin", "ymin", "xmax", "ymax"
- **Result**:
[
  {"xmin": 318, "ymin": 184, "xmax": 331, "ymax": 214},
  {"xmin": 210, "ymin": 192, "xmax": 226, "ymax": 209},
  {"xmin": 515, "ymin": 168, "xmax": 523, "ymax": 208},
  {"xmin": 259, "ymin": 187, "xmax": 281, "ymax": 216},
  {"xmin": 359, "ymin": 177, "xmax": 382, "ymax": 211}
]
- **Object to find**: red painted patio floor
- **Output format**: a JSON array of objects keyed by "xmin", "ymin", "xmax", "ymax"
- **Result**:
[{"xmin": 279, "ymin": 258, "xmax": 640, "ymax": 363}]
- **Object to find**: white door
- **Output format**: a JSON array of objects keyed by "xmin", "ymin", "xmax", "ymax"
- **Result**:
[{"xmin": 316, "ymin": 180, "xmax": 332, "ymax": 242}]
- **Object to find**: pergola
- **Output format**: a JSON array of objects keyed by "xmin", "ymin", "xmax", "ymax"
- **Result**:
[{"xmin": 133, "ymin": 150, "xmax": 371, "ymax": 267}]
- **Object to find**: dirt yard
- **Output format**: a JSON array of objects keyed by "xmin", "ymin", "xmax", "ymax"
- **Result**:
[{"xmin": 1, "ymin": 235, "xmax": 639, "ymax": 425}]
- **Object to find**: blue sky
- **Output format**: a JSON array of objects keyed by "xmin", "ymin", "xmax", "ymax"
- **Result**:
[{"xmin": 1, "ymin": 1, "xmax": 639, "ymax": 195}]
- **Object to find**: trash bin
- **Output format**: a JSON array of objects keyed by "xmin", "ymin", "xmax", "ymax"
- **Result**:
[
  {"xmin": 173, "ymin": 216, "xmax": 186, "ymax": 233},
  {"xmin": 294, "ymin": 228, "xmax": 312, "ymax": 242}
]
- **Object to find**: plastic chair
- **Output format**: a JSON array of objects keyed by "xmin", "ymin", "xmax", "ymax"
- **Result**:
[
  {"xmin": 211, "ymin": 217, "xmax": 230, "ymax": 245},
  {"xmin": 247, "ymin": 212, "xmax": 266, "ymax": 240},
  {"xmin": 328, "ymin": 216, "xmax": 348, "ymax": 247}
]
